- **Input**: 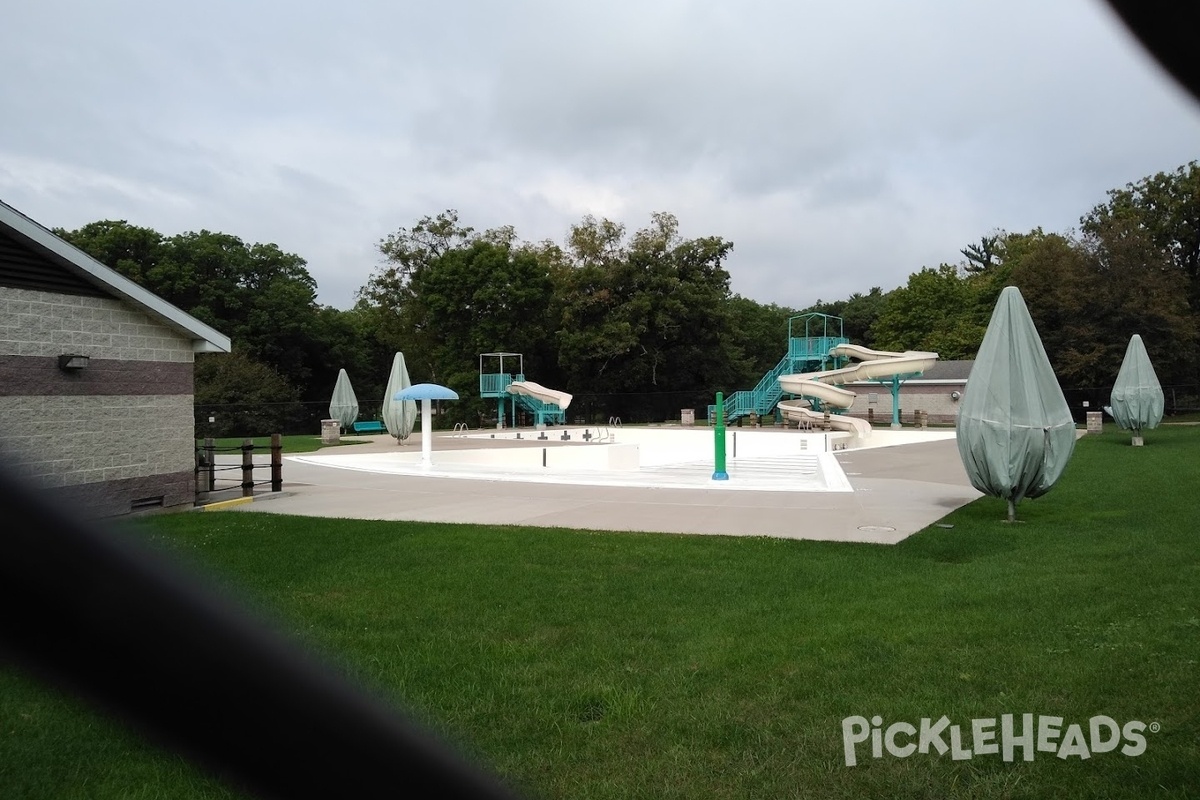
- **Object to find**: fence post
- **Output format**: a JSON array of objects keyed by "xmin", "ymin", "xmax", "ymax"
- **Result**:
[
  {"xmin": 204, "ymin": 437, "xmax": 216, "ymax": 492},
  {"xmin": 195, "ymin": 441, "xmax": 209, "ymax": 505},
  {"xmin": 271, "ymin": 433, "xmax": 283, "ymax": 492},
  {"xmin": 241, "ymin": 439, "xmax": 255, "ymax": 497}
]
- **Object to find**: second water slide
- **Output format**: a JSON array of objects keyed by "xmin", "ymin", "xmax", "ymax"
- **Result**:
[
  {"xmin": 506, "ymin": 380, "xmax": 573, "ymax": 410},
  {"xmin": 776, "ymin": 345, "xmax": 938, "ymax": 435}
]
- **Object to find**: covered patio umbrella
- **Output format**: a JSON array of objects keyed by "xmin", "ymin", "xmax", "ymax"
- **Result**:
[
  {"xmin": 1108, "ymin": 333, "xmax": 1164, "ymax": 446},
  {"xmin": 381, "ymin": 353, "xmax": 417, "ymax": 444},
  {"xmin": 328, "ymin": 369, "xmax": 359, "ymax": 432},
  {"xmin": 956, "ymin": 286, "xmax": 1076, "ymax": 522},
  {"xmin": 392, "ymin": 383, "xmax": 460, "ymax": 467}
]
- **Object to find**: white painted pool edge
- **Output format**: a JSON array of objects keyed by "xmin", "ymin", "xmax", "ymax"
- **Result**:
[{"xmin": 286, "ymin": 427, "xmax": 955, "ymax": 493}]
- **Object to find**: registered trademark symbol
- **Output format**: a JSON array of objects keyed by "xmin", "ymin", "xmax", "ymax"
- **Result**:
[{"xmin": 1150, "ymin": 722, "xmax": 1161, "ymax": 734}]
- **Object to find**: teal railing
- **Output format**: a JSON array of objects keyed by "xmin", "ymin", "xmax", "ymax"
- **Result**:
[
  {"xmin": 707, "ymin": 336, "xmax": 849, "ymax": 422},
  {"xmin": 511, "ymin": 391, "xmax": 567, "ymax": 425},
  {"xmin": 482, "ymin": 372, "xmax": 566, "ymax": 425},
  {"xmin": 479, "ymin": 372, "xmax": 518, "ymax": 397}
]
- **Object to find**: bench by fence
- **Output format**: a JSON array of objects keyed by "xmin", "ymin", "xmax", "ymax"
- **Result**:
[{"xmin": 352, "ymin": 420, "xmax": 386, "ymax": 434}]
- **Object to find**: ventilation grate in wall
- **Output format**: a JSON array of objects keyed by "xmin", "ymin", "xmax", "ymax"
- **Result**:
[{"xmin": 130, "ymin": 495, "xmax": 165, "ymax": 511}]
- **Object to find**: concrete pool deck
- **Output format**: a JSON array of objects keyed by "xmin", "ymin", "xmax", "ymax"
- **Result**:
[{"xmin": 216, "ymin": 426, "xmax": 986, "ymax": 545}]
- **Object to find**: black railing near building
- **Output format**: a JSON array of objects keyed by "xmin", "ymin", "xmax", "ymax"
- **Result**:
[{"xmin": 194, "ymin": 435, "xmax": 283, "ymax": 504}]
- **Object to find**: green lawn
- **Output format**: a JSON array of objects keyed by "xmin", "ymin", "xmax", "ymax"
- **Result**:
[
  {"xmin": 196, "ymin": 434, "xmax": 372, "ymax": 454},
  {"xmin": 4, "ymin": 425, "xmax": 1199, "ymax": 798}
]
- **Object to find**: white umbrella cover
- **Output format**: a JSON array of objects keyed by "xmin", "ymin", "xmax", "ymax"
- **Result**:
[
  {"xmin": 328, "ymin": 368, "xmax": 359, "ymax": 430},
  {"xmin": 382, "ymin": 352, "xmax": 417, "ymax": 442}
]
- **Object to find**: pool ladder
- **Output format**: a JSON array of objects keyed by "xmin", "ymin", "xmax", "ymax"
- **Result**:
[{"xmin": 592, "ymin": 416, "xmax": 621, "ymax": 443}]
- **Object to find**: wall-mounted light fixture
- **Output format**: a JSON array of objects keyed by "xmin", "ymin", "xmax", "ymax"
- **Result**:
[
  {"xmin": 57, "ymin": 353, "xmax": 90, "ymax": 371},
  {"xmin": 950, "ymin": 390, "xmax": 961, "ymax": 401}
]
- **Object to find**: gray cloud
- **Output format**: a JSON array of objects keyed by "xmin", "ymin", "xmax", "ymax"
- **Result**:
[{"xmin": 2, "ymin": 0, "xmax": 1197, "ymax": 314}]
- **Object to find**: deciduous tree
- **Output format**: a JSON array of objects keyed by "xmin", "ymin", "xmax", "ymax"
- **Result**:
[
  {"xmin": 1081, "ymin": 161, "xmax": 1200, "ymax": 309},
  {"xmin": 871, "ymin": 265, "xmax": 985, "ymax": 358}
]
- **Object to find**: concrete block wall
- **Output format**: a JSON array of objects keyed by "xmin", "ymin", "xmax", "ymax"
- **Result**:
[
  {"xmin": 840, "ymin": 384, "xmax": 966, "ymax": 425},
  {"xmin": 0, "ymin": 288, "xmax": 198, "ymax": 516}
]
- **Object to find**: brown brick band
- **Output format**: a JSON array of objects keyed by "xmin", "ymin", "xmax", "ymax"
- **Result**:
[
  {"xmin": 56, "ymin": 469, "xmax": 196, "ymax": 518},
  {"xmin": 0, "ymin": 355, "xmax": 193, "ymax": 396}
]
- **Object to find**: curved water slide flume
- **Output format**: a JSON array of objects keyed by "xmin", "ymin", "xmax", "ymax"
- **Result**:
[
  {"xmin": 507, "ymin": 380, "xmax": 573, "ymax": 410},
  {"xmin": 777, "ymin": 398, "xmax": 873, "ymax": 437},
  {"xmin": 777, "ymin": 345, "xmax": 939, "ymax": 437}
]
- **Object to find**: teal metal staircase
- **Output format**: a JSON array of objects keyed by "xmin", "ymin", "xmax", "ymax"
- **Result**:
[
  {"xmin": 511, "ymin": 385, "xmax": 567, "ymax": 425},
  {"xmin": 707, "ymin": 312, "xmax": 849, "ymax": 423},
  {"xmin": 480, "ymin": 371, "xmax": 567, "ymax": 426}
]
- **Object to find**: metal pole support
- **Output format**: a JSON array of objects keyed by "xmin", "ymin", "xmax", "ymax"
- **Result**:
[
  {"xmin": 204, "ymin": 437, "xmax": 216, "ymax": 493},
  {"xmin": 270, "ymin": 433, "xmax": 283, "ymax": 492}
]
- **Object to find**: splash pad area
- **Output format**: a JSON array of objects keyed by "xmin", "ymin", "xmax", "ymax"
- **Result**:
[{"xmin": 289, "ymin": 425, "xmax": 957, "ymax": 493}]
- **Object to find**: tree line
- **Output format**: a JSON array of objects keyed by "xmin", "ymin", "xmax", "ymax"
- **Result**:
[{"xmin": 55, "ymin": 160, "xmax": 1200, "ymax": 433}]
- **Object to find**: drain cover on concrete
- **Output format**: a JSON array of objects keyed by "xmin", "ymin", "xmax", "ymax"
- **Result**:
[{"xmin": 857, "ymin": 525, "xmax": 896, "ymax": 532}]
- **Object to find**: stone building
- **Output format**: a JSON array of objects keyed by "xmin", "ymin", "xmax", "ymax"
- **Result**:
[
  {"xmin": 841, "ymin": 359, "xmax": 973, "ymax": 425},
  {"xmin": 0, "ymin": 200, "xmax": 230, "ymax": 517}
]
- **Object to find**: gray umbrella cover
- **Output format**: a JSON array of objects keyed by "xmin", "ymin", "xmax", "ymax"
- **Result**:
[
  {"xmin": 382, "ymin": 353, "xmax": 417, "ymax": 441},
  {"xmin": 1109, "ymin": 334, "xmax": 1164, "ymax": 433},
  {"xmin": 328, "ymin": 368, "xmax": 359, "ymax": 430},
  {"xmin": 956, "ymin": 286, "xmax": 1077, "ymax": 507}
]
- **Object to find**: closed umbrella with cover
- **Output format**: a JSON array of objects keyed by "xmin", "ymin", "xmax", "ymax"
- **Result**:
[
  {"xmin": 1108, "ymin": 333, "xmax": 1164, "ymax": 445},
  {"xmin": 382, "ymin": 353, "xmax": 417, "ymax": 443},
  {"xmin": 956, "ymin": 286, "xmax": 1076, "ymax": 522},
  {"xmin": 328, "ymin": 369, "xmax": 358, "ymax": 431}
]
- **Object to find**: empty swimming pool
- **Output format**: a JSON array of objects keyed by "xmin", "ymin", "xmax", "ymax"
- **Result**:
[{"xmin": 288, "ymin": 426, "xmax": 956, "ymax": 493}]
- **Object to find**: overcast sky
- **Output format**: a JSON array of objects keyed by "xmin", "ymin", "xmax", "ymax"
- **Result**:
[{"xmin": 3, "ymin": 0, "xmax": 1198, "ymax": 312}]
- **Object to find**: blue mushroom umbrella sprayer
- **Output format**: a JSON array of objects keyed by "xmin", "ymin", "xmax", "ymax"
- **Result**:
[
  {"xmin": 956, "ymin": 286, "xmax": 1077, "ymax": 522},
  {"xmin": 393, "ymin": 383, "xmax": 460, "ymax": 467}
]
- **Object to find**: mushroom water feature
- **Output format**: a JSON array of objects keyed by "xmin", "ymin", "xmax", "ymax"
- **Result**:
[{"xmin": 391, "ymin": 383, "xmax": 460, "ymax": 467}]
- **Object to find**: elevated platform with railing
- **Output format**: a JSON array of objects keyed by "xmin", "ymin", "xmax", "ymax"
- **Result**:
[
  {"xmin": 708, "ymin": 313, "xmax": 849, "ymax": 423},
  {"xmin": 479, "ymin": 352, "xmax": 568, "ymax": 427}
]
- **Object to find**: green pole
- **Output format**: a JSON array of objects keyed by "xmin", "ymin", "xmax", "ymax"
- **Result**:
[{"xmin": 713, "ymin": 392, "xmax": 729, "ymax": 480}]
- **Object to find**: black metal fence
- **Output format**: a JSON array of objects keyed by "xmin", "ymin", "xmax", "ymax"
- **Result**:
[
  {"xmin": 194, "ymin": 385, "xmax": 1200, "ymax": 438},
  {"xmin": 195, "ymin": 391, "xmax": 718, "ymax": 438},
  {"xmin": 1061, "ymin": 384, "xmax": 1200, "ymax": 422}
]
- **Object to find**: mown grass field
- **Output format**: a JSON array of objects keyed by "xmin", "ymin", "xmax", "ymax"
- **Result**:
[
  {"xmin": 4, "ymin": 423, "xmax": 1199, "ymax": 798},
  {"xmin": 196, "ymin": 434, "xmax": 370, "ymax": 454}
]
